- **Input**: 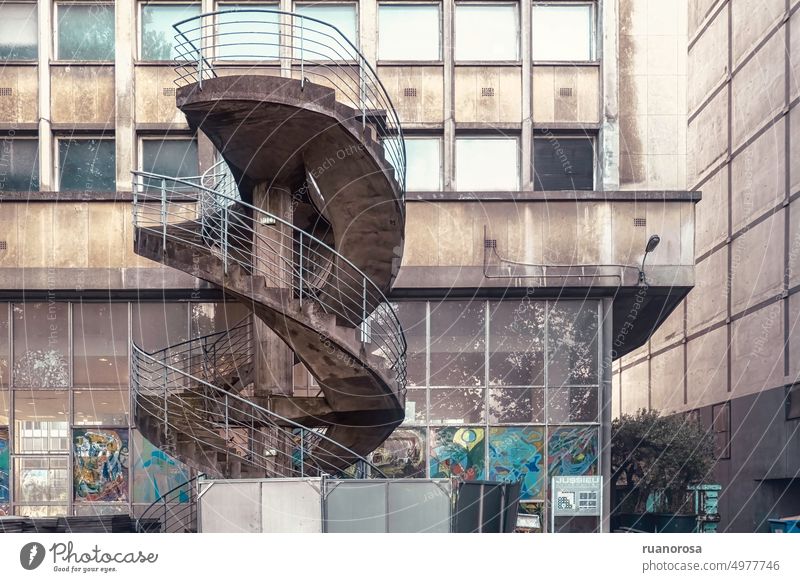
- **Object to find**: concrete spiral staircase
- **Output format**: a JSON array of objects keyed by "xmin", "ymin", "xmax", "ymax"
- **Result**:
[{"xmin": 129, "ymin": 9, "xmax": 407, "ymax": 482}]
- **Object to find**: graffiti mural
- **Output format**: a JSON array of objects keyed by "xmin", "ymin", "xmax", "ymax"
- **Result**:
[
  {"xmin": 73, "ymin": 428, "xmax": 129, "ymax": 502},
  {"xmin": 131, "ymin": 431, "xmax": 190, "ymax": 503},
  {"xmin": 430, "ymin": 427, "xmax": 485, "ymax": 480},
  {"xmin": 547, "ymin": 426, "xmax": 598, "ymax": 476},
  {"xmin": 0, "ymin": 426, "xmax": 8, "ymax": 504},
  {"xmin": 488, "ymin": 427, "xmax": 545, "ymax": 500},
  {"xmin": 372, "ymin": 428, "xmax": 426, "ymax": 478}
]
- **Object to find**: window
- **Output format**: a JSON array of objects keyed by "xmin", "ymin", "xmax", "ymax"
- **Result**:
[
  {"xmin": 57, "ymin": 138, "xmax": 116, "ymax": 192},
  {"xmin": 56, "ymin": 3, "xmax": 115, "ymax": 61},
  {"xmin": 140, "ymin": 3, "xmax": 201, "ymax": 61},
  {"xmin": 429, "ymin": 301, "xmax": 485, "ymax": 387},
  {"xmin": 14, "ymin": 457, "xmax": 69, "ymax": 505},
  {"xmin": 14, "ymin": 391, "xmax": 70, "ymax": 453},
  {"xmin": 405, "ymin": 138, "xmax": 442, "ymax": 191},
  {"xmin": 788, "ymin": 383, "xmax": 800, "ymax": 420},
  {"xmin": 0, "ymin": 3, "xmax": 38, "ymax": 59},
  {"xmin": 454, "ymin": 3, "xmax": 518, "ymax": 61},
  {"xmin": 0, "ymin": 305, "xmax": 8, "ymax": 390},
  {"xmin": 132, "ymin": 303, "xmax": 189, "ymax": 352},
  {"xmin": 378, "ymin": 3, "xmax": 440, "ymax": 61},
  {"xmin": 712, "ymin": 403, "xmax": 731, "ymax": 460},
  {"xmin": 532, "ymin": 3, "xmax": 595, "ymax": 62},
  {"xmin": 140, "ymin": 137, "xmax": 199, "ymax": 178},
  {"xmin": 13, "ymin": 303, "xmax": 70, "ymax": 388},
  {"xmin": 533, "ymin": 135, "xmax": 594, "ymax": 190},
  {"xmin": 0, "ymin": 139, "xmax": 39, "ymax": 192},
  {"xmin": 294, "ymin": 3, "xmax": 358, "ymax": 60},
  {"xmin": 73, "ymin": 392, "xmax": 129, "ymax": 426},
  {"xmin": 455, "ymin": 137, "xmax": 519, "ymax": 191},
  {"xmin": 216, "ymin": 4, "xmax": 280, "ymax": 60},
  {"xmin": 73, "ymin": 303, "xmax": 129, "ymax": 388}
]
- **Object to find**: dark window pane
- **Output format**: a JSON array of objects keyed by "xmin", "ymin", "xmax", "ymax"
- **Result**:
[
  {"xmin": 131, "ymin": 431, "xmax": 190, "ymax": 503},
  {"xmin": 489, "ymin": 300, "xmax": 545, "ymax": 386},
  {"xmin": 489, "ymin": 386, "xmax": 544, "ymax": 423},
  {"xmin": 396, "ymin": 302, "xmax": 426, "ymax": 387},
  {"xmin": 131, "ymin": 303, "xmax": 189, "ymax": 352},
  {"xmin": 74, "ymin": 391, "xmax": 129, "ymax": 426},
  {"xmin": 0, "ymin": 3, "xmax": 38, "ymax": 59},
  {"xmin": 190, "ymin": 301, "xmax": 250, "ymax": 337},
  {"xmin": 14, "ymin": 391, "xmax": 70, "ymax": 454},
  {"xmin": 73, "ymin": 428, "xmax": 129, "ymax": 502},
  {"xmin": 534, "ymin": 136, "xmax": 594, "ymax": 190},
  {"xmin": 788, "ymin": 384, "xmax": 800, "ymax": 420},
  {"xmin": 429, "ymin": 426, "xmax": 485, "ymax": 480},
  {"xmin": 0, "ymin": 427, "xmax": 8, "ymax": 503},
  {"xmin": 371, "ymin": 428, "xmax": 426, "ymax": 478},
  {"xmin": 547, "ymin": 302, "xmax": 599, "ymax": 386},
  {"xmin": 14, "ymin": 457, "xmax": 69, "ymax": 503},
  {"xmin": 141, "ymin": 4, "xmax": 202, "ymax": 61},
  {"xmin": 547, "ymin": 386, "xmax": 598, "ymax": 423},
  {"xmin": 74, "ymin": 303, "xmax": 129, "ymax": 387},
  {"xmin": 58, "ymin": 139, "xmax": 116, "ymax": 191},
  {"xmin": 429, "ymin": 301, "xmax": 485, "ymax": 386},
  {"xmin": 13, "ymin": 303, "xmax": 70, "ymax": 388},
  {"xmin": 57, "ymin": 4, "xmax": 115, "ymax": 61},
  {"xmin": 141, "ymin": 139, "xmax": 199, "ymax": 179},
  {"xmin": 0, "ymin": 139, "xmax": 39, "ymax": 191},
  {"xmin": 429, "ymin": 387, "xmax": 484, "ymax": 424},
  {"xmin": 488, "ymin": 426, "xmax": 545, "ymax": 500},
  {"xmin": 0, "ymin": 391, "xmax": 8, "ymax": 425}
]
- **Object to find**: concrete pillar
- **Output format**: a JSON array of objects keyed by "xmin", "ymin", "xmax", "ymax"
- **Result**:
[
  {"xmin": 360, "ymin": 0, "xmax": 377, "ymax": 65},
  {"xmin": 115, "ymin": 0, "xmax": 136, "ymax": 192},
  {"xmin": 601, "ymin": 298, "xmax": 613, "ymax": 533},
  {"xmin": 37, "ymin": 0, "xmax": 52, "ymax": 190},
  {"xmin": 443, "ymin": 0, "xmax": 455, "ymax": 191},
  {"xmin": 252, "ymin": 183, "xmax": 294, "ymax": 400},
  {"xmin": 600, "ymin": 0, "xmax": 620, "ymax": 190},
  {"xmin": 521, "ymin": 0, "xmax": 533, "ymax": 190}
]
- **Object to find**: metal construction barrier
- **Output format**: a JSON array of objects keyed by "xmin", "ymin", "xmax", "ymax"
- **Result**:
[{"xmin": 197, "ymin": 477, "xmax": 452, "ymax": 533}]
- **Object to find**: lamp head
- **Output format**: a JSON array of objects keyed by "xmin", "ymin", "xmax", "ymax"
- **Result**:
[{"xmin": 645, "ymin": 234, "xmax": 661, "ymax": 254}]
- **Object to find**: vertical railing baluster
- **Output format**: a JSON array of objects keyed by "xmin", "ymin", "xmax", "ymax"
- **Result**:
[
  {"xmin": 161, "ymin": 179, "xmax": 167, "ymax": 253},
  {"xmin": 300, "ymin": 16, "xmax": 304, "ymax": 90},
  {"xmin": 299, "ymin": 231, "xmax": 304, "ymax": 307},
  {"xmin": 222, "ymin": 203, "xmax": 229, "ymax": 274},
  {"xmin": 224, "ymin": 394, "xmax": 230, "ymax": 470}
]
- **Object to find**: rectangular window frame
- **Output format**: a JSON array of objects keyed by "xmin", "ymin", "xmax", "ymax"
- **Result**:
[
  {"xmin": 377, "ymin": 1, "xmax": 442, "ymax": 63},
  {"xmin": 213, "ymin": 2, "xmax": 282, "ymax": 62},
  {"xmin": 0, "ymin": 1, "xmax": 39, "ymax": 62},
  {"xmin": 454, "ymin": 134, "xmax": 521, "ymax": 191},
  {"xmin": 293, "ymin": 1, "xmax": 360, "ymax": 60},
  {"xmin": 531, "ymin": 1, "xmax": 597, "ymax": 64},
  {"xmin": 0, "ymin": 136, "xmax": 40, "ymax": 193},
  {"xmin": 54, "ymin": 1, "xmax": 116, "ymax": 63},
  {"xmin": 454, "ymin": 1, "xmax": 521, "ymax": 63},
  {"xmin": 137, "ymin": 135, "xmax": 200, "ymax": 176},
  {"xmin": 137, "ymin": 1, "xmax": 203, "ymax": 63},
  {"xmin": 533, "ymin": 132, "xmax": 596, "ymax": 191},
  {"xmin": 54, "ymin": 135, "xmax": 116, "ymax": 193},
  {"xmin": 403, "ymin": 135, "xmax": 443, "ymax": 192}
]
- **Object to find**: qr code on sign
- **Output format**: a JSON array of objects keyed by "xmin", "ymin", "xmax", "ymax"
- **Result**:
[{"xmin": 557, "ymin": 492, "xmax": 575, "ymax": 510}]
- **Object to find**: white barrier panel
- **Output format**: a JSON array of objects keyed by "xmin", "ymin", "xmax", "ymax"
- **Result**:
[{"xmin": 261, "ymin": 479, "xmax": 323, "ymax": 533}]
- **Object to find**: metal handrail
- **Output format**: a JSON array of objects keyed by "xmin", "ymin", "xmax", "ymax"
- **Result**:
[
  {"xmin": 131, "ymin": 341, "xmax": 388, "ymax": 479},
  {"xmin": 136, "ymin": 473, "xmax": 205, "ymax": 533},
  {"xmin": 170, "ymin": 9, "xmax": 407, "ymax": 194},
  {"xmin": 131, "ymin": 168, "xmax": 408, "ymax": 392}
]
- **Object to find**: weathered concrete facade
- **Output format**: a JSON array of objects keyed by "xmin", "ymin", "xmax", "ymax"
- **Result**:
[{"xmin": 615, "ymin": 0, "xmax": 800, "ymax": 531}]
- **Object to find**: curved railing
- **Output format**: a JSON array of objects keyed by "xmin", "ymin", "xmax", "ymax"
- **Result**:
[
  {"xmin": 132, "ymin": 169, "xmax": 408, "ymax": 394},
  {"xmin": 131, "ymin": 340, "xmax": 387, "ymax": 478},
  {"xmin": 171, "ymin": 9, "xmax": 406, "ymax": 193},
  {"xmin": 136, "ymin": 473, "xmax": 205, "ymax": 533}
]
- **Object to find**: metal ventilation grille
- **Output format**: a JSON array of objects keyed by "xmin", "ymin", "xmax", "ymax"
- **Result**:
[
  {"xmin": 403, "ymin": 87, "xmax": 417, "ymax": 97},
  {"xmin": 634, "ymin": 217, "xmax": 647, "ymax": 227},
  {"xmin": 162, "ymin": 87, "xmax": 176, "ymax": 96},
  {"xmin": 559, "ymin": 87, "xmax": 573, "ymax": 97},
  {"xmin": 481, "ymin": 87, "xmax": 495, "ymax": 97},
  {"xmin": 484, "ymin": 239, "xmax": 497, "ymax": 249},
  {"xmin": 0, "ymin": 241, "xmax": 7, "ymax": 250},
  {"xmin": 0, "ymin": 88, "xmax": 12, "ymax": 97}
]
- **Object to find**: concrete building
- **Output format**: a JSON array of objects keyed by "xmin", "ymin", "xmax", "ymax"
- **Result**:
[
  {"xmin": 0, "ymin": 0, "xmax": 698, "ymax": 532},
  {"xmin": 615, "ymin": 0, "xmax": 800, "ymax": 532}
]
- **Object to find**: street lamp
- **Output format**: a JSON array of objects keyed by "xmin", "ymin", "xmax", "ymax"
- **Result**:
[{"xmin": 639, "ymin": 235, "xmax": 661, "ymax": 284}]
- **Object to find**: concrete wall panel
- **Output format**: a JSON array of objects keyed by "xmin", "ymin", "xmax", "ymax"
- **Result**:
[
  {"xmin": 620, "ymin": 357, "xmax": 650, "ymax": 414},
  {"xmin": 376, "ymin": 66, "xmax": 444, "ymax": 125},
  {"xmin": 650, "ymin": 344, "xmax": 685, "ymax": 413},
  {"xmin": 455, "ymin": 66, "xmax": 522, "ymax": 123},
  {"xmin": 0, "ymin": 66, "xmax": 38, "ymax": 123},
  {"xmin": 789, "ymin": 197, "xmax": 800, "ymax": 290},
  {"xmin": 687, "ymin": 4, "xmax": 728, "ymax": 113},
  {"xmin": 649, "ymin": 302, "xmax": 685, "ymax": 351},
  {"xmin": 731, "ymin": 0, "xmax": 784, "ymax": 67},
  {"xmin": 687, "ymin": 88, "xmax": 727, "ymax": 184},
  {"xmin": 694, "ymin": 167, "xmax": 728, "ymax": 256},
  {"xmin": 532, "ymin": 66, "xmax": 599, "ymax": 124},
  {"xmin": 51, "ymin": 66, "xmax": 115, "ymax": 124},
  {"xmin": 686, "ymin": 325, "xmax": 729, "ymax": 409},
  {"xmin": 134, "ymin": 66, "xmax": 192, "ymax": 125},
  {"xmin": 730, "ymin": 211, "xmax": 784, "ymax": 314},
  {"xmin": 686, "ymin": 246, "xmax": 728, "ymax": 334},
  {"xmin": 790, "ymin": 293, "xmax": 800, "ymax": 380},
  {"xmin": 730, "ymin": 302, "xmax": 784, "ymax": 398}
]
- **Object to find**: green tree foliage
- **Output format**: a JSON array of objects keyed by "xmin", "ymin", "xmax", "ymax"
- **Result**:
[{"xmin": 612, "ymin": 409, "xmax": 714, "ymax": 514}]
